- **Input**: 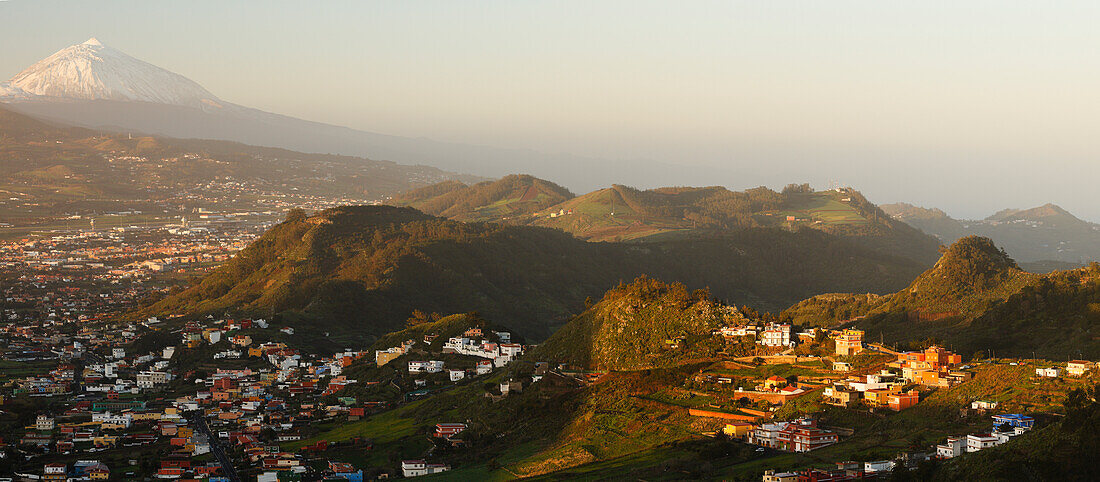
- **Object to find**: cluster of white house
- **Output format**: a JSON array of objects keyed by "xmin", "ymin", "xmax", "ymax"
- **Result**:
[
  {"xmin": 408, "ymin": 359, "xmax": 499, "ymax": 382},
  {"xmin": 441, "ymin": 335, "xmax": 524, "ymax": 363},
  {"xmin": 936, "ymin": 413, "xmax": 1035, "ymax": 459},
  {"xmin": 718, "ymin": 323, "xmax": 794, "ymax": 347},
  {"xmin": 378, "ymin": 328, "xmax": 527, "ymax": 383},
  {"xmin": 1035, "ymin": 360, "xmax": 1095, "ymax": 378}
]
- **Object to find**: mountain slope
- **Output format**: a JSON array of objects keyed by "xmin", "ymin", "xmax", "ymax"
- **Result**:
[
  {"xmin": 783, "ymin": 236, "xmax": 1100, "ymax": 358},
  {"xmin": 882, "ymin": 202, "xmax": 1100, "ymax": 266},
  {"xmin": 0, "ymin": 104, "xmax": 477, "ymax": 212},
  {"xmin": 392, "ymin": 174, "xmax": 573, "ymax": 222},
  {"xmin": 6, "ymin": 38, "xmax": 221, "ymax": 108},
  {"xmin": 133, "ymin": 205, "xmax": 928, "ymax": 342}
]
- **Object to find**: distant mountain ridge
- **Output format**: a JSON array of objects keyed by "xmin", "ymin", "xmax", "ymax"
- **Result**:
[
  {"xmin": 985, "ymin": 203, "xmax": 1085, "ymax": 227},
  {"xmin": 393, "ymin": 177, "xmax": 943, "ymax": 264},
  {"xmin": 882, "ymin": 202, "xmax": 1100, "ymax": 266}
]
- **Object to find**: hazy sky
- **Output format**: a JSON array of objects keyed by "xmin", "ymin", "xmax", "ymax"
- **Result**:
[{"xmin": 3, "ymin": 1, "xmax": 1100, "ymax": 220}]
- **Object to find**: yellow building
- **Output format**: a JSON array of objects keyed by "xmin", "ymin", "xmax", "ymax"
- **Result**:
[
  {"xmin": 835, "ymin": 329, "xmax": 864, "ymax": 356},
  {"xmin": 375, "ymin": 350, "xmax": 403, "ymax": 367},
  {"xmin": 130, "ymin": 411, "xmax": 161, "ymax": 421},
  {"xmin": 722, "ymin": 422, "xmax": 753, "ymax": 438}
]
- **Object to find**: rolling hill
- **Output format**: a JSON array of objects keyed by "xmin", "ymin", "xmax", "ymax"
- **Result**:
[
  {"xmin": 394, "ymin": 180, "xmax": 943, "ymax": 264},
  {"xmin": 132, "ymin": 205, "xmax": 929, "ymax": 342},
  {"xmin": 392, "ymin": 174, "xmax": 573, "ymax": 222}
]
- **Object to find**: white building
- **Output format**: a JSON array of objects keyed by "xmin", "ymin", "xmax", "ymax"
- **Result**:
[
  {"xmin": 500, "ymin": 343, "xmax": 524, "ymax": 357},
  {"xmin": 864, "ymin": 460, "xmax": 896, "ymax": 473},
  {"xmin": 408, "ymin": 360, "xmax": 444, "ymax": 373},
  {"xmin": 965, "ymin": 433, "xmax": 1002, "ymax": 452},
  {"xmin": 936, "ymin": 437, "xmax": 965, "ymax": 458},
  {"xmin": 401, "ymin": 460, "xmax": 450, "ymax": 477},
  {"xmin": 93, "ymin": 412, "xmax": 133, "ymax": 428},
  {"xmin": 137, "ymin": 371, "xmax": 171, "ymax": 388},
  {"xmin": 1067, "ymin": 360, "xmax": 1095, "ymax": 377},
  {"xmin": 112, "ymin": 348, "xmax": 126, "ymax": 359},
  {"xmin": 970, "ymin": 400, "xmax": 998, "ymax": 411},
  {"xmin": 758, "ymin": 324, "xmax": 792, "ymax": 347},
  {"xmin": 448, "ymin": 369, "xmax": 466, "ymax": 382},
  {"xmin": 1035, "ymin": 367, "xmax": 1061, "ymax": 378},
  {"xmin": 36, "ymin": 414, "xmax": 55, "ymax": 431},
  {"xmin": 749, "ymin": 422, "xmax": 787, "ymax": 448}
]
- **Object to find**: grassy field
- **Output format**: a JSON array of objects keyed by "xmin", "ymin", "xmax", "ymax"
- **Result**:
[
  {"xmin": 769, "ymin": 193, "xmax": 870, "ymax": 227},
  {"xmin": 286, "ymin": 402, "xmax": 424, "ymax": 450},
  {"xmin": 0, "ymin": 359, "xmax": 56, "ymax": 382}
]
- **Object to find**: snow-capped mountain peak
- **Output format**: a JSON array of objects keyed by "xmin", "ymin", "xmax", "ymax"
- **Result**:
[{"xmin": 4, "ymin": 37, "xmax": 222, "ymax": 108}]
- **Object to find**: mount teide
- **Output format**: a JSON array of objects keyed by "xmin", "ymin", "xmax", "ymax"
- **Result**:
[{"xmin": 1, "ymin": 38, "xmax": 690, "ymax": 190}]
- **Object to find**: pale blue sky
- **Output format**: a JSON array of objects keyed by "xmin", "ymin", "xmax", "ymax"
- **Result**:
[{"xmin": 2, "ymin": 1, "xmax": 1100, "ymax": 220}]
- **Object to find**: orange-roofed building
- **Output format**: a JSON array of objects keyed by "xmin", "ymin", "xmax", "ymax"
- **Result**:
[{"xmin": 764, "ymin": 376, "xmax": 788, "ymax": 390}]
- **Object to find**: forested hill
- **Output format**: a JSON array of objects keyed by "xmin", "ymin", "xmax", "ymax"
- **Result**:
[
  {"xmin": 531, "ymin": 277, "xmax": 742, "ymax": 371},
  {"xmin": 395, "ymin": 178, "xmax": 942, "ymax": 265},
  {"xmin": 783, "ymin": 236, "xmax": 1100, "ymax": 359},
  {"xmin": 132, "ymin": 205, "xmax": 927, "ymax": 343}
]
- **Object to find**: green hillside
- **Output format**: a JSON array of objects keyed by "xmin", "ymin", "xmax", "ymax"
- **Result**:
[
  {"xmin": 392, "ymin": 174, "xmax": 573, "ymax": 222},
  {"xmin": 132, "ymin": 205, "xmax": 927, "ymax": 343},
  {"xmin": 532, "ymin": 277, "xmax": 745, "ymax": 371},
  {"xmin": 398, "ymin": 179, "xmax": 943, "ymax": 264},
  {"xmin": 530, "ymin": 184, "xmax": 943, "ymax": 264},
  {"xmin": 926, "ymin": 383, "xmax": 1100, "ymax": 481},
  {"xmin": 784, "ymin": 236, "xmax": 1100, "ymax": 358}
]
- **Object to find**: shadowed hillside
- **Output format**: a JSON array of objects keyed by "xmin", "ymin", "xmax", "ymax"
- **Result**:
[{"xmin": 132, "ymin": 205, "xmax": 928, "ymax": 342}]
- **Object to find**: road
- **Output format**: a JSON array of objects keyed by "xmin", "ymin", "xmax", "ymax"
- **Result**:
[{"xmin": 187, "ymin": 411, "xmax": 243, "ymax": 482}]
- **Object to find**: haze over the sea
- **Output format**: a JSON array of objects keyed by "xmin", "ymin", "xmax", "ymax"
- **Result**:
[{"xmin": 3, "ymin": 0, "xmax": 1099, "ymax": 220}]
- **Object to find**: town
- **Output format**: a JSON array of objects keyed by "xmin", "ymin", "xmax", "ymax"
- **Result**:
[{"xmin": 2, "ymin": 287, "xmax": 1096, "ymax": 481}]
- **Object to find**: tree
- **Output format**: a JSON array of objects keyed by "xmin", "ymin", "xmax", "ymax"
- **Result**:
[
  {"xmin": 284, "ymin": 208, "xmax": 308, "ymax": 222},
  {"xmin": 405, "ymin": 309, "xmax": 433, "ymax": 327},
  {"xmin": 782, "ymin": 183, "xmax": 814, "ymax": 194}
]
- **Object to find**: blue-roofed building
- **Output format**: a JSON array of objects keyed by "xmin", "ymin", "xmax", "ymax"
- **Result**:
[{"xmin": 992, "ymin": 414, "xmax": 1035, "ymax": 431}]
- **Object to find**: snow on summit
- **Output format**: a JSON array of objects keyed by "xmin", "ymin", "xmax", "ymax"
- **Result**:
[{"xmin": 5, "ymin": 37, "xmax": 222, "ymax": 108}]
